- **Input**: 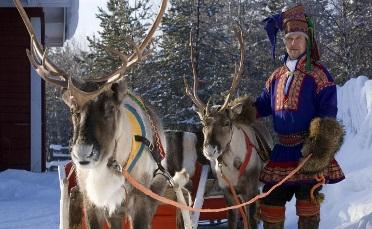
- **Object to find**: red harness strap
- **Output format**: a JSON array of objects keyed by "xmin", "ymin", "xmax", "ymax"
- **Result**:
[{"xmin": 238, "ymin": 130, "xmax": 254, "ymax": 177}]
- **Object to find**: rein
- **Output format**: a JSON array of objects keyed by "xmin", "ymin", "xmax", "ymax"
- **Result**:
[
  {"xmin": 121, "ymin": 153, "xmax": 313, "ymax": 213},
  {"xmin": 220, "ymin": 171, "xmax": 249, "ymax": 229}
]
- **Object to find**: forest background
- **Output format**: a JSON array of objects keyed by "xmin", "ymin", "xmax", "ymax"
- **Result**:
[{"xmin": 45, "ymin": 0, "xmax": 371, "ymax": 151}]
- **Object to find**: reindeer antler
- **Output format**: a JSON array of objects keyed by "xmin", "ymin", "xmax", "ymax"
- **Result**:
[
  {"xmin": 219, "ymin": 25, "xmax": 245, "ymax": 112},
  {"xmin": 184, "ymin": 30, "xmax": 207, "ymax": 112},
  {"xmin": 13, "ymin": 0, "xmax": 69, "ymax": 87},
  {"xmin": 185, "ymin": 25, "xmax": 246, "ymax": 115},
  {"xmin": 13, "ymin": 0, "xmax": 168, "ymax": 108}
]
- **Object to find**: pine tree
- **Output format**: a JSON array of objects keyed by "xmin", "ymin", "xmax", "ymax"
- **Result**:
[
  {"xmin": 156, "ymin": 0, "xmax": 245, "ymax": 130},
  {"xmin": 238, "ymin": 0, "xmax": 284, "ymax": 96},
  {"xmin": 155, "ymin": 0, "xmax": 195, "ymax": 130},
  {"xmin": 87, "ymin": 0, "xmax": 153, "ymax": 84},
  {"xmin": 323, "ymin": 0, "xmax": 371, "ymax": 82}
]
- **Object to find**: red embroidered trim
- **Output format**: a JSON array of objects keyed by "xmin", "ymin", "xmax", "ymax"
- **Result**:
[
  {"xmin": 275, "ymin": 71, "xmax": 305, "ymax": 111},
  {"xmin": 265, "ymin": 67, "xmax": 285, "ymax": 92},
  {"xmin": 260, "ymin": 205, "xmax": 285, "ymax": 223},
  {"xmin": 296, "ymin": 200, "xmax": 320, "ymax": 216},
  {"xmin": 260, "ymin": 159, "xmax": 345, "ymax": 183},
  {"xmin": 311, "ymin": 66, "xmax": 335, "ymax": 93},
  {"xmin": 278, "ymin": 132, "xmax": 307, "ymax": 146}
]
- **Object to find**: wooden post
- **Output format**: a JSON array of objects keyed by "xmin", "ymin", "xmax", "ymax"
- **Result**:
[
  {"xmin": 191, "ymin": 165, "xmax": 209, "ymax": 228},
  {"xmin": 58, "ymin": 165, "xmax": 70, "ymax": 229}
]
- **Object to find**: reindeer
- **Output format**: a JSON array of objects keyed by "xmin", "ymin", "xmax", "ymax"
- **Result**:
[
  {"xmin": 13, "ymin": 0, "xmax": 199, "ymax": 228},
  {"xmin": 184, "ymin": 27, "xmax": 273, "ymax": 229}
]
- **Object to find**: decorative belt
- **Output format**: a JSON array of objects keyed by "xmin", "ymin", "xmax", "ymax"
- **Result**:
[{"xmin": 278, "ymin": 132, "xmax": 308, "ymax": 147}]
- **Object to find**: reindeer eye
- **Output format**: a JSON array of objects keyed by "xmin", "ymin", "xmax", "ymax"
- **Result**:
[
  {"xmin": 222, "ymin": 120, "xmax": 230, "ymax": 127},
  {"xmin": 104, "ymin": 103, "xmax": 116, "ymax": 118}
]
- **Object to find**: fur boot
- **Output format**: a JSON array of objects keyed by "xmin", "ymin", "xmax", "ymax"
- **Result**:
[
  {"xmin": 263, "ymin": 221, "xmax": 284, "ymax": 229},
  {"xmin": 259, "ymin": 204, "xmax": 285, "ymax": 229},
  {"xmin": 298, "ymin": 214, "xmax": 320, "ymax": 229},
  {"xmin": 301, "ymin": 117, "xmax": 345, "ymax": 174}
]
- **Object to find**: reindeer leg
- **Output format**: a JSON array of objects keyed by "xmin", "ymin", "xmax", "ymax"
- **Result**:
[
  {"xmin": 249, "ymin": 203, "xmax": 258, "ymax": 229},
  {"xmin": 69, "ymin": 186, "xmax": 84, "ymax": 229},
  {"xmin": 241, "ymin": 193, "xmax": 258, "ymax": 229},
  {"xmin": 105, "ymin": 214, "xmax": 124, "ymax": 229},
  {"xmin": 83, "ymin": 199, "xmax": 103, "ymax": 229},
  {"xmin": 247, "ymin": 188, "xmax": 260, "ymax": 229},
  {"xmin": 130, "ymin": 175, "xmax": 168, "ymax": 229},
  {"xmin": 241, "ymin": 174, "xmax": 261, "ymax": 229},
  {"xmin": 176, "ymin": 209, "xmax": 185, "ymax": 229},
  {"xmin": 130, "ymin": 193, "xmax": 157, "ymax": 229},
  {"xmin": 223, "ymin": 188, "xmax": 239, "ymax": 229}
]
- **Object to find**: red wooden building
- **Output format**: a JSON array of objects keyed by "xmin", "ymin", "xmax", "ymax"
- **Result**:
[{"xmin": 0, "ymin": 0, "xmax": 78, "ymax": 172}]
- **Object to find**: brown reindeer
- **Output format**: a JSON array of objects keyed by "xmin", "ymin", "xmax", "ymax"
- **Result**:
[
  {"xmin": 185, "ymin": 27, "xmax": 273, "ymax": 229},
  {"xmin": 13, "ymin": 0, "xmax": 198, "ymax": 228}
]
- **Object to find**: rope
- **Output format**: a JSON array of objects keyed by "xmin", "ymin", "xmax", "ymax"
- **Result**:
[
  {"xmin": 221, "ymin": 172, "xmax": 249, "ymax": 229},
  {"xmin": 122, "ymin": 154, "xmax": 313, "ymax": 213},
  {"xmin": 310, "ymin": 174, "xmax": 325, "ymax": 204}
]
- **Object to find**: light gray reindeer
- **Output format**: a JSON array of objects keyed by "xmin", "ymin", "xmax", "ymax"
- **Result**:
[
  {"xmin": 14, "ymin": 0, "xmax": 197, "ymax": 228},
  {"xmin": 185, "ymin": 27, "xmax": 273, "ymax": 229}
]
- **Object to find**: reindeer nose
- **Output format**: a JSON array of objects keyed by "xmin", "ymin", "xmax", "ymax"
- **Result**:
[
  {"xmin": 204, "ymin": 138, "xmax": 220, "ymax": 151},
  {"xmin": 72, "ymin": 144, "xmax": 99, "ymax": 166},
  {"xmin": 203, "ymin": 144, "xmax": 218, "ymax": 159},
  {"xmin": 79, "ymin": 161, "xmax": 90, "ymax": 165}
]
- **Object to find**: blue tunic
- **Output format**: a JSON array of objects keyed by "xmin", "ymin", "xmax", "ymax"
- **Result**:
[{"xmin": 255, "ymin": 55, "xmax": 345, "ymax": 185}]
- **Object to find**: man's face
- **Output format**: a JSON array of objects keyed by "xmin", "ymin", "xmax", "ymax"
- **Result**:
[{"xmin": 283, "ymin": 33, "xmax": 307, "ymax": 59}]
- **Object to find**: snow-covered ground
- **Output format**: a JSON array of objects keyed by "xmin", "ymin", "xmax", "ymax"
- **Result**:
[
  {"xmin": 0, "ymin": 170, "xmax": 60, "ymax": 229},
  {"xmin": 0, "ymin": 76, "xmax": 371, "ymax": 229}
]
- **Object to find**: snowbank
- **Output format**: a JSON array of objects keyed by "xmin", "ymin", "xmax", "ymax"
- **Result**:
[
  {"xmin": 284, "ymin": 76, "xmax": 372, "ymax": 228},
  {"xmin": 326, "ymin": 76, "xmax": 372, "ymax": 228}
]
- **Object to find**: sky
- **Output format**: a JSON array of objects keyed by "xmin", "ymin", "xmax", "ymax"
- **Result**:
[
  {"xmin": 72, "ymin": 0, "xmax": 107, "ymax": 48},
  {"xmin": 72, "ymin": 0, "xmax": 161, "ymax": 49},
  {"xmin": 0, "ymin": 75, "xmax": 371, "ymax": 228}
]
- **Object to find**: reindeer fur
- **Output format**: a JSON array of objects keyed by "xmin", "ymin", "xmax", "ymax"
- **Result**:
[
  {"xmin": 228, "ymin": 96, "xmax": 257, "ymax": 125},
  {"xmin": 13, "ymin": 0, "xmax": 179, "ymax": 226},
  {"xmin": 301, "ymin": 117, "xmax": 345, "ymax": 174},
  {"xmin": 206, "ymin": 123, "xmax": 268, "ymax": 229},
  {"xmin": 65, "ymin": 80, "xmax": 198, "ymax": 229}
]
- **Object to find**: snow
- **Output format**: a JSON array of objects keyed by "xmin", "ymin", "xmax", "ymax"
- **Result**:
[
  {"xmin": 0, "ymin": 170, "xmax": 60, "ymax": 229},
  {"xmin": 0, "ymin": 76, "xmax": 371, "ymax": 228},
  {"xmin": 284, "ymin": 76, "xmax": 372, "ymax": 228}
]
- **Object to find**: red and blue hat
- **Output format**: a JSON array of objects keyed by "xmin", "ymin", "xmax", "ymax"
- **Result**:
[{"xmin": 263, "ymin": 4, "xmax": 320, "ymax": 70}]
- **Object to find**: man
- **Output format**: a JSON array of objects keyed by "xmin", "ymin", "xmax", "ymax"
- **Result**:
[{"xmin": 253, "ymin": 4, "xmax": 345, "ymax": 229}]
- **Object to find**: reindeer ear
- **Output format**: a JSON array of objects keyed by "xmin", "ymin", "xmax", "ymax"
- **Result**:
[
  {"xmin": 111, "ymin": 79, "xmax": 128, "ymax": 103},
  {"xmin": 228, "ymin": 103, "xmax": 243, "ymax": 119}
]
